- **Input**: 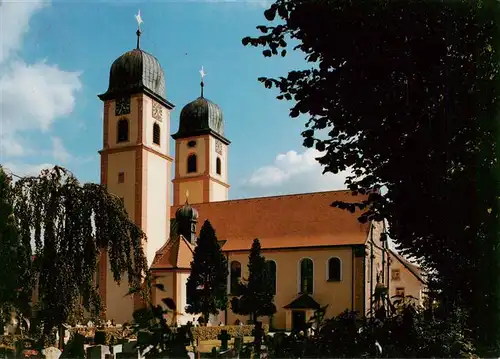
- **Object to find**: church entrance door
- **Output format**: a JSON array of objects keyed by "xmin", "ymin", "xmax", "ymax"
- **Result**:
[{"xmin": 291, "ymin": 310, "xmax": 306, "ymax": 332}]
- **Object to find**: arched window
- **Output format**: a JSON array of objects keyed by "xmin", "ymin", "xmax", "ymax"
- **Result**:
[
  {"xmin": 327, "ymin": 257, "xmax": 342, "ymax": 281},
  {"xmin": 117, "ymin": 118, "xmax": 129, "ymax": 143},
  {"xmin": 299, "ymin": 258, "xmax": 314, "ymax": 294},
  {"xmin": 265, "ymin": 260, "xmax": 277, "ymax": 295},
  {"xmin": 153, "ymin": 123, "xmax": 161, "ymax": 145},
  {"xmin": 187, "ymin": 154, "xmax": 197, "ymax": 173},
  {"xmin": 216, "ymin": 157, "xmax": 222, "ymax": 175},
  {"xmin": 230, "ymin": 261, "xmax": 241, "ymax": 295}
]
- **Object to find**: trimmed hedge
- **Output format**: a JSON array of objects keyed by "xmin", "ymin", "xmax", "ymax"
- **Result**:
[
  {"xmin": 69, "ymin": 327, "xmax": 135, "ymax": 346},
  {"xmin": 191, "ymin": 325, "xmax": 269, "ymax": 341},
  {"xmin": 68, "ymin": 324, "xmax": 268, "ymax": 344}
]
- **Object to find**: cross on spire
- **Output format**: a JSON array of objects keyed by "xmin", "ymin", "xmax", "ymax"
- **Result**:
[
  {"xmin": 135, "ymin": 10, "xmax": 143, "ymax": 49},
  {"xmin": 199, "ymin": 66, "xmax": 206, "ymax": 98}
]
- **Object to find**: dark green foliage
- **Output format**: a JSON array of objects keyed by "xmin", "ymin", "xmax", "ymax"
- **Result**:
[
  {"xmin": 94, "ymin": 331, "xmax": 106, "ymax": 345},
  {"xmin": 186, "ymin": 220, "xmax": 228, "ymax": 324},
  {"xmin": 230, "ymin": 239, "xmax": 276, "ymax": 322},
  {"xmin": 60, "ymin": 333, "xmax": 85, "ymax": 359},
  {"xmin": 5, "ymin": 166, "xmax": 148, "ymax": 343},
  {"xmin": 129, "ymin": 275, "xmax": 192, "ymax": 359},
  {"xmin": 265, "ymin": 297, "xmax": 473, "ymax": 358},
  {"xmin": 0, "ymin": 167, "xmax": 31, "ymax": 330},
  {"xmin": 243, "ymin": 0, "xmax": 500, "ymax": 354}
]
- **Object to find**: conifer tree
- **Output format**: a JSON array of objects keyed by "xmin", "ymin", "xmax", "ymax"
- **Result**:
[
  {"xmin": 231, "ymin": 238, "xmax": 276, "ymax": 323},
  {"xmin": 185, "ymin": 220, "xmax": 228, "ymax": 325}
]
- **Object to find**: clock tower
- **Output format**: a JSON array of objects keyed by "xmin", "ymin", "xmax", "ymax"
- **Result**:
[
  {"xmin": 97, "ymin": 28, "xmax": 174, "ymax": 323},
  {"xmin": 172, "ymin": 74, "xmax": 230, "ymax": 205}
]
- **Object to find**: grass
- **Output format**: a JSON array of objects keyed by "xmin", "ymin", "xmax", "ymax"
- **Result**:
[{"xmin": 187, "ymin": 336, "xmax": 254, "ymax": 353}]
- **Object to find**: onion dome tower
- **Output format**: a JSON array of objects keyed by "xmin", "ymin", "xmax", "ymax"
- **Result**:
[
  {"xmin": 97, "ymin": 12, "xmax": 174, "ymax": 325},
  {"xmin": 175, "ymin": 195, "xmax": 199, "ymax": 245},
  {"xmin": 171, "ymin": 67, "xmax": 231, "ymax": 206}
]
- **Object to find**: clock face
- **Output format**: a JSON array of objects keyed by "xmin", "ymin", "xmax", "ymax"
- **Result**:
[
  {"xmin": 215, "ymin": 140, "xmax": 223, "ymax": 155},
  {"xmin": 115, "ymin": 96, "xmax": 131, "ymax": 116},
  {"xmin": 152, "ymin": 101, "xmax": 163, "ymax": 121}
]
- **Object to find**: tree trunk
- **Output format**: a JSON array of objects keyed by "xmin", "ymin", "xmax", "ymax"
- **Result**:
[{"xmin": 58, "ymin": 325, "xmax": 65, "ymax": 349}]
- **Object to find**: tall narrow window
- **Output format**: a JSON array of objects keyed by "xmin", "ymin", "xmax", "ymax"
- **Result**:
[
  {"xmin": 187, "ymin": 154, "xmax": 197, "ymax": 173},
  {"xmin": 300, "ymin": 258, "xmax": 314, "ymax": 294},
  {"xmin": 118, "ymin": 172, "xmax": 125, "ymax": 183},
  {"xmin": 327, "ymin": 257, "xmax": 342, "ymax": 281},
  {"xmin": 153, "ymin": 123, "xmax": 161, "ymax": 145},
  {"xmin": 230, "ymin": 261, "xmax": 241, "ymax": 295},
  {"xmin": 117, "ymin": 118, "xmax": 129, "ymax": 143},
  {"xmin": 216, "ymin": 157, "xmax": 222, "ymax": 175},
  {"xmin": 266, "ymin": 260, "xmax": 277, "ymax": 295}
]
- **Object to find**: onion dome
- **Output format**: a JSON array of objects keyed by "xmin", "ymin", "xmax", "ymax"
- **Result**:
[
  {"xmin": 175, "ymin": 201, "xmax": 199, "ymax": 223},
  {"xmin": 98, "ymin": 30, "xmax": 174, "ymax": 109},
  {"xmin": 172, "ymin": 75, "xmax": 230, "ymax": 144},
  {"xmin": 175, "ymin": 197, "xmax": 199, "ymax": 245}
]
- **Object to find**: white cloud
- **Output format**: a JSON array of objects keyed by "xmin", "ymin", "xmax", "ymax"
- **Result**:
[
  {"xmin": 2, "ymin": 162, "xmax": 55, "ymax": 178},
  {"xmin": 0, "ymin": 134, "xmax": 29, "ymax": 157},
  {"xmin": 0, "ymin": 0, "xmax": 47, "ymax": 64},
  {"xmin": 242, "ymin": 148, "xmax": 352, "ymax": 197},
  {"xmin": 51, "ymin": 136, "xmax": 70, "ymax": 163},
  {"xmin": 0, "ymin": 0, "xmax": 82, "ymax": 163},
  {"xmin": 0, "ymin": 60, "xmax": 82, "ymax": 135}
]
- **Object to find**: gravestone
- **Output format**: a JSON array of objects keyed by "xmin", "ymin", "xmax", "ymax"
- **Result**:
[
  {"xmin": 218, "ymin": 330, "xmax": 230, "ymax": 352},
  {"xmin": 233, "ymin": 336, "xmax": 243, "ymax": 353},
  {"xmin": 87, "ymin": 345, "xmax": 110, "ymax": 359},
  {"xmin": 0, "ymin": 345, "xmax": 15, "ymax": 359},
  {"xmin": 61, "ymin": 333, "xmax": 85, "ymax": 359},
  {"xmin": 115, "ymin": 353, "xmax": 137, "ymax": 359},
  {"xmin": 252, "ymin": 322, "xmax": 264, "ymax": 357},
  {"xmin": 42, "ymin": 346, "xmax": 62, "ymax": 359},
  {"xmin": 121, "ymin": 342, "xmax": 137, "ymax": 354},
  {"xmin": 110, "ymin": 344, "xmax": 122, "ymax": 355},
  {"xmin": 116, "ymin": 342, "xmax": 138, "ymax": 359}
]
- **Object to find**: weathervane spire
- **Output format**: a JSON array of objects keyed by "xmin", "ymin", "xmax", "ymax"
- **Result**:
[
  {"xmin": 199, "ymin": 66, "xmax": 206, "ymax": 98},
  {"xmin": 185, "ymin": 190, "xmax": 190, "ymax": 204},
  {"xmin": 135, "ymin": 10, "xmax": 143, "ymax": 49}
]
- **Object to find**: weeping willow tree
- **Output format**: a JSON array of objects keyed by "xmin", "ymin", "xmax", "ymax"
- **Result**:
[
  {"xmin": 0, "ymin": 167, "xmax": 32, "ymax": 332},
  {"xmin": 5, "ymin": 165, "xmax": 148, "ymax": 340}
]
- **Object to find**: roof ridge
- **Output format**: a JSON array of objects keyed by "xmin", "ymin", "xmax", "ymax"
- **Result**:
[{"xmin": 171, "ymin": 189, "xmax": 361, "ymax": 207}]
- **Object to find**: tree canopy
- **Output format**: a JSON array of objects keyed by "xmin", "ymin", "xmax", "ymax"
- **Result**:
[
  {"xmin": 0, "ymin": 167, "xmax": 31, "ymax": 330},
  {"xmin": 243, "ymin": 0, "xmax": 500, "ymax": 355},
  {"xmin": 4, "ymin": 166, "xmax": 148, "ymax": 340},
  {"xmin": 185, "ymin": 220, "xmax": 228, "ymax": 324},
  {"xmin": 231, "ymin": 239, "xmax": 276, "ymax": 322}
]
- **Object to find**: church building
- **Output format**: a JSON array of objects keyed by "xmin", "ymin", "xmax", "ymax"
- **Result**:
[{"xmin": 96, "ymin": 26, "xmax": 425, "ymax": 330}]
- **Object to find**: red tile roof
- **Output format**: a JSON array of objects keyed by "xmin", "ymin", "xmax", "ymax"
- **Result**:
[
  {"xmin": 151, "ymin": 235, "xmax": 194, "ymax": 270},
  {"xmin": 170, "ymin": 190, "xmax": 370, "ymax": 251}
]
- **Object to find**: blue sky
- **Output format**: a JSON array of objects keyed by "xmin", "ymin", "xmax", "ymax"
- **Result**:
[{"xmin": 0, "ymin": 0, "xmax": 350, "ymax": 200}]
